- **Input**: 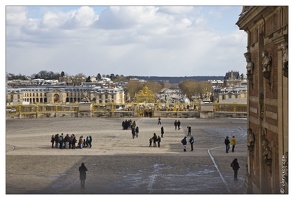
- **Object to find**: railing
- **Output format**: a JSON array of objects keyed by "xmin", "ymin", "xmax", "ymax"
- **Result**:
[
  {"xmin": 6, "ymin": 102, "xmax": 247, "ymax": 116},
  {"xmin": 213, "ymin": 103, "xmax": 247, "ymax": 113}
]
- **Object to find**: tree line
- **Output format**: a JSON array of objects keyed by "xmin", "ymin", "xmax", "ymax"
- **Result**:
[{"xmin": 7, "ymin": 70, "xmax": 214, "ymax": 101}]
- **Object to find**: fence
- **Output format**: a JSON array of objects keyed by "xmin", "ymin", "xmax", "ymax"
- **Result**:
[{"xmin": 6, "ymin": 102, "xmax": 247, "ymax": 118}]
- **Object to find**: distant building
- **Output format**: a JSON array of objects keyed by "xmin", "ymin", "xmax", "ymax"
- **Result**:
[
  {"xmin": 6, "ymin": 85, "xmax": 125, "ymax": 105},
  {"xmin": 212, "ymin": 70, "xmax": 247, "ymax": 103},
  {"xmin": 224, "ymin": 70, "xmax": 243, "ymax": 87}
]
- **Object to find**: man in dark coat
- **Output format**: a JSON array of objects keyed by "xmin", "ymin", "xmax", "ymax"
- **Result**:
[
  {"xmin": 157, "ymin": 136, "xmax": 161, "ymax": 147},
  {"xmin": 224, "ymin": 136, "xmax": 230, "ymax": 153},
  {"xmin": 161, "ymin": 126, "xmax": 164, "ymax": 138},
  {"xmin": 189, "ymin": 135, "xmax": 194, "ymax": 151},
  {"xmin": 79, "ymin": 163, "xmax": 88, "ymax": 189},
  {"xmin": 231, "ymin": 158, "xmax": 240, "ymax": 180},
  {"xmin": 187, "ymin": 125, "xmax": 191, "ymax": 136},
  {"xmin": 181, "ymin": 136, "xmax": 187, "ymax": 152}
]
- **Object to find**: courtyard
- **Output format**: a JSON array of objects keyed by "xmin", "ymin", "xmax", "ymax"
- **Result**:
[{"xmin": 6, "ymin": 117, "xmax": 247, "ymax": 194}]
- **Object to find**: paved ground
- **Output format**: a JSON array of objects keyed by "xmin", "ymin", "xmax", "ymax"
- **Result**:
[{"xmin": 6, "ymin": 117, "xmax": 248, "ymax": 194}]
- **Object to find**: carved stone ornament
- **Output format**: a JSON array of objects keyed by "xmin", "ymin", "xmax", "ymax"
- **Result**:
[
  {"xmin": 281, "ymin": 41, "xmax": 288, "ymax": 77},
  {"xmin": 262, "ymin": 139, "xmax": 272, "ymax": 174},
  {"xmin": 247, "ymin": 128, "xmax": 255, "ymax": 152},
  {"xmin": 262, "ymin": 50, "xmax": 273, "ymax": 89},
  {"xmin": 244, "ymin": 52, "xmax": 254, "ymax": 88},
  {"xmin": 259, "ymin": 93, "xmax": 264, "ymax": 117}
]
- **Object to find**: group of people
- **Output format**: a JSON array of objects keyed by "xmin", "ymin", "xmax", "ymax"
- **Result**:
[
  {"xmin": 224, "ymin": 135, "xmax": 240, "ymax": 180},
  {"xmin": 51, "ymin": 133, "xmax": 92, "ymax": 149},
  {"xmin": 224, "ymin": 135, "xmax": 236, "ymax": 153},
  {"xmin": 181, "ymin": 135, "xmax": 194, "ymax": 151},
  {"xmin": 174, "ymin": 120, "xmax": 181, "ymax": 130},
  {"xmin": 149, "ymin": 132, "xmax": 162, "ymax": 147},
  {"xmin": 122, "ymin": 119, "xmax": 136, "ymax": 130},
  {"xmin": 131, "ymin": 126, "xmax": 140, "ymax": 139}
]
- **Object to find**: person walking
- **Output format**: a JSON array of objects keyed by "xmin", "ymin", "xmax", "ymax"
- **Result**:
[
  {"xmin": 79, "ymin": 163, "xmax": 88, "ymax": 189},
  {"xmin": 161, "ymin": 126, "xmax": 164, "ymax": 138},
  {"xmin": 189, "ymin": 135, "xmax": 194, "ymax": 151},
  {"xmin": 224, "ymin": 136, "xmax": 230, "ymax": 153},
  {"xmin": 157, "ymin": 136, "xmax": 161, "ymax": 147},
  {"xmin": 231, "ymin": 136, "xmax": 236, "ymax": 152},
  {"xmin": 181, "ymin": 136, "xmax": 187, "ymax": 152},
  {"xmin": 158, "ymin": 117, "xmax": 161, "ymax": 125},
  {"xmin": 187, "ymin": 125, "xmax": 191, "ymax": 136},
  {"xmin": 230, "ymin": 158, "xmax": 240, "ymax": 180}
]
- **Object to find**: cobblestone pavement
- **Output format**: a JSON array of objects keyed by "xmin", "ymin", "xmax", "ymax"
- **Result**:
[{"xmin": 6, "ymin": 117, "xmax": 247, "ymax": 194}]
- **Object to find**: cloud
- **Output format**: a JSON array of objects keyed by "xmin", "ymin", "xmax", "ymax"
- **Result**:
[{"xmin": 5, "ymin": 5, "xmax": 247, "ymax": 77}]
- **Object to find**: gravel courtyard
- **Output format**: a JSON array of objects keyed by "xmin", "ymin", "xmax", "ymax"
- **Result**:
[{"xmin": 6, "ymin": 117, "xmax": 248, "ymax": 194}]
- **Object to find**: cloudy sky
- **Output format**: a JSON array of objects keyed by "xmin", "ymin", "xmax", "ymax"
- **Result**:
[{"xmin": 5, "ymin": 2, "xmax": 250, "ymax": 77}]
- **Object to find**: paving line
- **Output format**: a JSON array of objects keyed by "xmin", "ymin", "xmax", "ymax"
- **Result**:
[{"xmin": 207, "ymin": 146, "xmax": 231, "ymax": 194}]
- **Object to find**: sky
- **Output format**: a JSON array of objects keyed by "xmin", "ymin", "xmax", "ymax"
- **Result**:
[{"xmin": 4, "ymin": 1, "xmax": 253, "ymax": 78}]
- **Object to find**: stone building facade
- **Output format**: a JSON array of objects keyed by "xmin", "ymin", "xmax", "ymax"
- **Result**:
[
  {"xmin": 236, "ymin": 6, "xmax": 288, "ymax": 194},
  {"xmin": 6, "ymin": 85, "xmax": 125, "ymax": 105}
]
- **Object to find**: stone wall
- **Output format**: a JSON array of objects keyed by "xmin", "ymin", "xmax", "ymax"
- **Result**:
[{"xmin": 6, "ymin": 110, "xmax": 247, "ymax": 119}]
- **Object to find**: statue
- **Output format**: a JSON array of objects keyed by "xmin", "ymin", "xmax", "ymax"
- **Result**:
[
  {"xmin": 244, "ymin": 52, "xmax": 254, "ymax": 88},
  {"xmin": 281, "ymin": 41, "xmax": 288, "ymax": 77},
  {"xmin": 81, "ymin": 92, "xmax": 90, "ymax": 102},
  {"xmin": 262, "ymin": 139, "xmax": 272, "ymax": 173},
  {"xmin": 262, "ymin": 50, "xmax": 272, "ymax": 89},
  {"xmin": 245, "ymin": 52, "xmax": 254, "ymax": 75},
  {"xmin": 262, "ymin": 50, "xmax": 271, "ymax": 73},
  {"xmin": 247, "ymin": 128, "xmax": 255, "ymax": 151}
]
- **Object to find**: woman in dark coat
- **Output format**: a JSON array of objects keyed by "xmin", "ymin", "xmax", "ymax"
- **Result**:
[{"xmin": 79, "ymin": 163, "xmax": 88, "ymax": 189}]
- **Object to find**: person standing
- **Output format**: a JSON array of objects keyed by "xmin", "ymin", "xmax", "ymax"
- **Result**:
[
  {"xmin": 88, "ymin": 136, "xmax": 92, "ymax": 148},
  {"xmin": 64, "ymin": 134, "xmax": 70, "ymax": 149},
  {"xmin": 135, "ymin": 126, "xmax": 139, "ymax": 138},
  {"xmin": 189, "ymin": 135, "xmax": 194, "ymax": 151},
  {"xmin": 152, "ymin": 133, "xmax": 157, "ymax": 147},
  {"xmin": 59, "ymin": 133, "xmax": 64, "ymax": 149},
  {"xmin": 177, "ymin": 120, "xmax": 181, "ymax": 130},
  {"xmin": 231, "ymin": 136, "xmax": 236, "ymax": 152},
  {"xmin": 224, "ymin": 136, "xmax": 230, "ymax": 153},
  {"xmin": 187, "ymin": 125, "xmax": 191, "ymax": 136},
  {"xmin": 161, "ymin": 126, "xmax": 164, "ymax": 138},
  {"xmin": 157, "ymin": 136, "xmax": 161, "ymax": 147},
  {"xmin": 131, "ymin": 127, "xmax": 135, "ymax": 139},
  {"xmin": 174, "ymin": 120, "xmax": 178, "ymax": 130},
  {"xmin": 79, "ymin": 163, "xmax": 88, "ymax": 189},
  {"xmin": 158, "ymin": 117, "xmax": 161, "ymax": 125},
  {"xmin": 230, "ymin": 158, "xmax": 240, "ymax": 180},
  {"xmin": 55, "ymin": 134, "xmax": 59, "ymax": 148},
  {"xmin": 181, "ymin": 136, "xmax": 187, "ymax": 152},
  {"xmin": 78, "ymin": 136, "xmax": 83, "ymax": 149},
  {"xmin": 51, "ymin": 135, "xmax": 55, "ymax": 148}
]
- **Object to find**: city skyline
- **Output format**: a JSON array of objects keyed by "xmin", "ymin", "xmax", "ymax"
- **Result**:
[{"xmin": 5, "ymin": 3, "xmax": 249, "ymax": 77}]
